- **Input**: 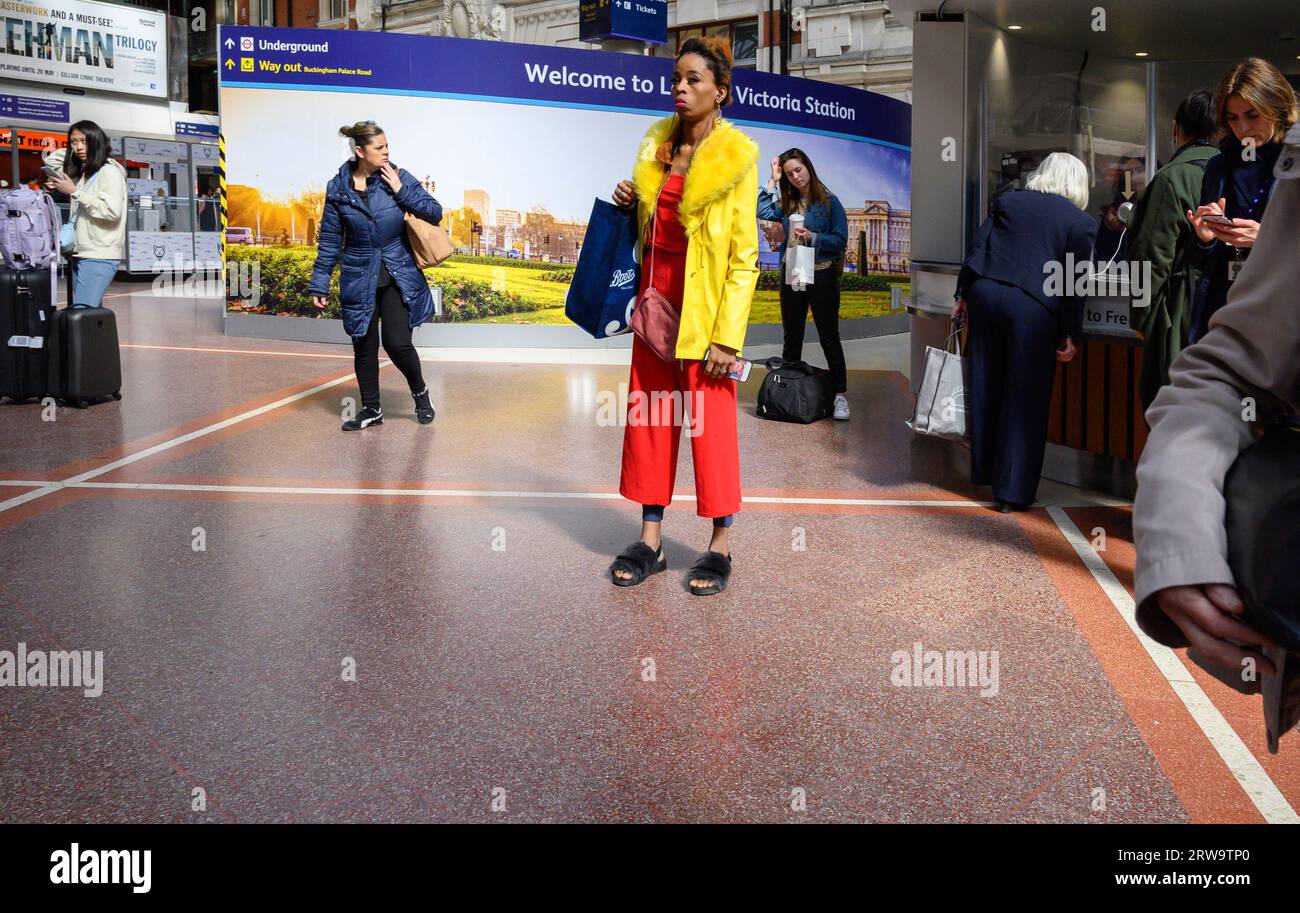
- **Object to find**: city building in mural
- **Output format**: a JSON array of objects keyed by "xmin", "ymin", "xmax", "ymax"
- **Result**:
[
  {"xmin": 463, "ymin": 189, "xmax": 491, "ymax": 222},
  {"xmin": 846, "ymin": 200, "xmax": 911, "ymax": 274}
]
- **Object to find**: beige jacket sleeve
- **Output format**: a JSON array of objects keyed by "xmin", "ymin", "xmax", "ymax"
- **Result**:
[
  {"xmin": 71, "ymin": 160, "xmax": 127, "ymax": 223},
  {"xmin": 1133, "ymin": 141, "xmax": 1300, "ymax": 646}
]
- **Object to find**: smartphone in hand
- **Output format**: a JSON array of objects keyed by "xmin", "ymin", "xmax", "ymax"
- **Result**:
[
  {"xmin": 702, "ymin": 354, "xmax": 752, "ymax": 382},
  {"xmin": 41, "ymin": 164, "xmax": 66, "ymax": 181}
]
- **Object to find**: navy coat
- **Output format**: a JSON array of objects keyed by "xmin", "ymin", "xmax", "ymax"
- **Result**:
[
  {"xmin": 956, "ymin": 189, "xmax": 1097, "ymax": 343},
  {"xmin": 308, "ymin": 160, "xmax": 443, "ymax": 338}
]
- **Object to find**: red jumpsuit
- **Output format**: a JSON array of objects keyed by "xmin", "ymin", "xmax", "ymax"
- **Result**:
[{"xmin": 618, "ymin": 172, "xmax": 742, "ymax": 519}]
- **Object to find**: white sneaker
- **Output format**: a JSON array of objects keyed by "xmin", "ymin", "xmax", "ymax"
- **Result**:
[{"xmin": 833, "ymin": 394, "xmax": 850, "ymax": 421}]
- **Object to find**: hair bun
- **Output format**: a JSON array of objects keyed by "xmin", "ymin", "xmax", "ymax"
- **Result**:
[
  {"xmin": 338, "ymin": 125, "xmax": 354, "ymax": 139},
  {"xmin": 699, "ymin": 36, "xmax": 733, "ymax": 68}
]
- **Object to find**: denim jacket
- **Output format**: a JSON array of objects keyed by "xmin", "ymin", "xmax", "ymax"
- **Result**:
[{"xmin": 757, "ymin": 186, "xmax": 848, "ymax": 267}]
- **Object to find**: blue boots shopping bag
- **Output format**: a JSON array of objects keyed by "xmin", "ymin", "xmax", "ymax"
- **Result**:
[{"xmin": 565, "ymin": 198, "xmax": 639, "ymax": 338}]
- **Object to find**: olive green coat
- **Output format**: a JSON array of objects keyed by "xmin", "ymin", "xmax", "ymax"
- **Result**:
[{"xmin": 1128, "ymin": 141, "xmax": 1218, "ymax": 411}]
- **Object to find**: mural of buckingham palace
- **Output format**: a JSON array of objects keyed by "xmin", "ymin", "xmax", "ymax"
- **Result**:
[{"xmin": 847, "ymin": 199, "xmax": 911, "ymax": 275}]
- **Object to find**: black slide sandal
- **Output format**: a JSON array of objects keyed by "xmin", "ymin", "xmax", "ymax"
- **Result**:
[
  {"xmin": 610, "ymin": 542, "xmax": 666, "ymax": 587},
  {"xmin": 687, "ymin": 551, "xmax": 732, "ymax": 596}
]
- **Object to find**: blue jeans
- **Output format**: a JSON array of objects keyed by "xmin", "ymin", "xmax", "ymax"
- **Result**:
[{"xmin": 71, "ymin": 258, "xmax": 119, "ymax": 308}]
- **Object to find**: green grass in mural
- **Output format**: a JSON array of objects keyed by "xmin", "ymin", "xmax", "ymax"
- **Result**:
[
  {"xmin": 747, "ymin": 287, "xmax": 908, "ymax": 323},
  {"xmin": 431, "ymin": 260, "xmax": 571, "ymax": 310},
  {"xmin": 224, "ymin": 246, "xmax": 909, "ymax": 326}
]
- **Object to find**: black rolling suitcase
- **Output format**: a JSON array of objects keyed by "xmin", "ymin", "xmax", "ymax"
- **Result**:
[
  {"xmin": 0, "ymin": 268, "xmax": 56, "ymax": 404},
  {"xmin": 51, "ymin": 305, "xmax": 122, "ymax": 408}
]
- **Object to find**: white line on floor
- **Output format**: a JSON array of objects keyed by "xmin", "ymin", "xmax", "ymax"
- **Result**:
[
  {"xmin": 1046, "ymin": 505, "xmax": 1298, "ymax": 824},
  {"xmin": 58, "ymin": 481, "xmax": 1000, "ymax": 506},
  {"xmin": 122, "ymin": 344, "xmax": 353, "ymax": 359},
  {"xmin": 0, "ymin": 476, "xmax": 1114, "ymax": 509},
  {"xmin": 0, "ymin": 364, "xmax": 384, "ymax": 514}
]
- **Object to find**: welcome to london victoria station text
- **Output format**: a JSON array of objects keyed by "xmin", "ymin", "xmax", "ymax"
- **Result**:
[{"xmin": 522, "ymin": 63, "xmax": 858, "ymax": 122}]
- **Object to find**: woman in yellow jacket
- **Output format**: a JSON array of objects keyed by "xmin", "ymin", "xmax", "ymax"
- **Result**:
[{"xmin": 608, "ymin": 37, "xmax": 760, "ymax": 596}]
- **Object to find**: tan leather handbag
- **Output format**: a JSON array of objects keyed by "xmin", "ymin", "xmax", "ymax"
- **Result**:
[{"xmin": 404, "ymin": 213, "xmax": 453, "ymax": 268}]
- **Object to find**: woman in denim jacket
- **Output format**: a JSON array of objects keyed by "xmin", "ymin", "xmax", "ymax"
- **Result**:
[{"xmin": 757, "ymin": 148, "xmax": 850, "ymax": 419}]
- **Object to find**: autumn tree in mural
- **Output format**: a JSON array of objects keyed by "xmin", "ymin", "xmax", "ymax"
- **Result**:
[{"xmin": 226, "ymin": 183, "xmax": 326, "ymax": 244}]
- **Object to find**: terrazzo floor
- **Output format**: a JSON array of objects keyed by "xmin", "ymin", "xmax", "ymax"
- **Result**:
[{"xmin": 0, "ymin": 285, "xmax": 1294, "ymax": 823}]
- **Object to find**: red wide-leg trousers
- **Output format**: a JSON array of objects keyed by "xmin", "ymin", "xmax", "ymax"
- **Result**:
[{"xmin": 619, "ymin": 335, "xmax": 742, "ymax": 518}]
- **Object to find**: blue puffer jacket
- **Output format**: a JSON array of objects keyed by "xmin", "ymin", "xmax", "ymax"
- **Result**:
[
  {"xmin": 757, "ymin": 186, "xmax": 848, "ymax": 263},
  {"xmin": 308, "ymin": 160, "xmax": 443, "ymax": 338}
]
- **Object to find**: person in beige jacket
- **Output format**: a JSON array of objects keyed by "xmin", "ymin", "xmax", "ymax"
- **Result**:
[
  {"xmin": 43, "ymin": 120, "xmax": 127, "ymax": 308},
  {"xmin": 1134, "ymin": 121, "xmax": 1300, "ymax": 748}
]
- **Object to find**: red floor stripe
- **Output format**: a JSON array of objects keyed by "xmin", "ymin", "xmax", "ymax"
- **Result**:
[
  {"xmin": 1062, "ymin": 506, "xmax": 1300, "ymax": 812},
  {"xmin": 1015, "ymin": 507, "xmax": 1265, "ymax": 823}
]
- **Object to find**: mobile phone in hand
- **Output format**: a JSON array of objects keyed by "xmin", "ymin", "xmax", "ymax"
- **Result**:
[
  {"xmin": 727, "ymin": 358, "xmax": 752, "ymax": 382},
  {"xmin": 41, "ymin": 164, "xmax": 65, "ymax": 180},
  {"xmin": 1201, "ymin": 213, "xmax": 1234, "ymax": 227}
]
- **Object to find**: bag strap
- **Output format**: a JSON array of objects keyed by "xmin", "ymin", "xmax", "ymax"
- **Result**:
[
  {"xmin": 945, "ymin": 318, "xmax": 966, "ymax": 356},
  {"xmin": 642, "ymin": 181, "xmax": 666, "ymax": 293},
  {"xmin": 67, "ymin": 169, "xmax": 101, "ymax": 228},
  {"xmin": 0, "ymin": 227, "xmax": 16, "ymax": 271}
]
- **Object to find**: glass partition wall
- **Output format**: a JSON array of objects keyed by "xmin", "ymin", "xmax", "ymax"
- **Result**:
[{"xmin": 984, "ymin": 57, "xmax": 1149, "ymax": 263}]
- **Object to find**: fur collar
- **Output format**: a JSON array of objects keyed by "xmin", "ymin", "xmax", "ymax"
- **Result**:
[{"xmin": 632, "ymin": 115, "xmax": 758, "ymax": 237}]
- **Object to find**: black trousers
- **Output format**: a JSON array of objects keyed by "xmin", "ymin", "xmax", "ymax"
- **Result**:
[
  {"xmin": 965, "ymin": 277, "xmax": 1060, "ymax": 506},
  {"xmin": 352, "ymin": 283, "xmax": 426, "ymax": 410},
  {"xmin": 779, "ymin": 268, "xmax": 846, "ymax": 394}
]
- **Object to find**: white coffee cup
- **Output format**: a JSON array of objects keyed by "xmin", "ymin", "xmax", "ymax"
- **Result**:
[{"xmin": 789, "ymin": 213, "xmax": 805, "ymax": 244}]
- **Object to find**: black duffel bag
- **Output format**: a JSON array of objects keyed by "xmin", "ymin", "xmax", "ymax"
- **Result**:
[{"xmin": 755, "ymin": 357, "xmax": 834, "ymax": 424}]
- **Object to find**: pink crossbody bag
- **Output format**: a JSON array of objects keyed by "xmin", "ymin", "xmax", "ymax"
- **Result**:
[{"xmin": 629, "ymin": 183, "xmax": 681, "ymax": 362}]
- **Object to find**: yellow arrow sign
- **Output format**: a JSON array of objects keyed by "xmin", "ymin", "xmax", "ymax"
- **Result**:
[{"xmin": 225, "ymin": 58, "xmax": 234, "ymax": 69}]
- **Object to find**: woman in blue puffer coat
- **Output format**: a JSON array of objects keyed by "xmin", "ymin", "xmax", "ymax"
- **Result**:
[{"xmin": 309, "ymin": 120, "xmax": 443, "ymax": 430}]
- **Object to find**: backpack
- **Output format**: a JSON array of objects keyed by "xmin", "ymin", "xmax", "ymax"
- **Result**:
[{"xmin": 0, "ymin": 187, "xmax": 61, "ymax": 271}]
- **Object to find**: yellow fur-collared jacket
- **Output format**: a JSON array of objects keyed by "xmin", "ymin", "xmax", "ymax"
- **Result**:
[{"xmin": 632, "ymin": 115, "xmax": 760, "ymax": 359}]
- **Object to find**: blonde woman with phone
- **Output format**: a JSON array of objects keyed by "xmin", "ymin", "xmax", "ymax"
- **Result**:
[{"xmin": 1185, "ymin": 57, "xmax": 1297, "ymax": 342}]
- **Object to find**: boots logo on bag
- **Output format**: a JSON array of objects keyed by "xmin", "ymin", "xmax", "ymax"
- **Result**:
[{"xmin": 609, "ymin": 268, "xmax": 636, "ymax": 290}]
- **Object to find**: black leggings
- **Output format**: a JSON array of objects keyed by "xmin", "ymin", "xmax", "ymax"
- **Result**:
[
  {"xmin": 779, "ymin": 268, "xmax": 846, "ymax": 394},
  {"xmin": 352, "ymin": 283, "xmax": 426, "ymax": 410}
]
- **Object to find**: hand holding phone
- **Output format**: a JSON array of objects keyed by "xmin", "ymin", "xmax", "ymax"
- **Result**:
[
  {"xmin": 725, "ymin": 357, "xmax": 752, "ymax": 382},
  {"xmin": 41, "ymin": 164, "xmax": 66, "ymax": 181}
]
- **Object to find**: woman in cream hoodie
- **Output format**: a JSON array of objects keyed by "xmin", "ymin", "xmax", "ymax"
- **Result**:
[{"xmin": 44, "ymin": 120, "xmax": 127, "ymax": 308}]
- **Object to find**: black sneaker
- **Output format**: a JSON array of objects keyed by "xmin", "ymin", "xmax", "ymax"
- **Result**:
[
  {"xmin": 342, "ymin": 405, "xmax": 383, "ymax": 431},
  {"xmin": 413, "ymin": 387, "xmax": 435, "ymax": 425}
]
